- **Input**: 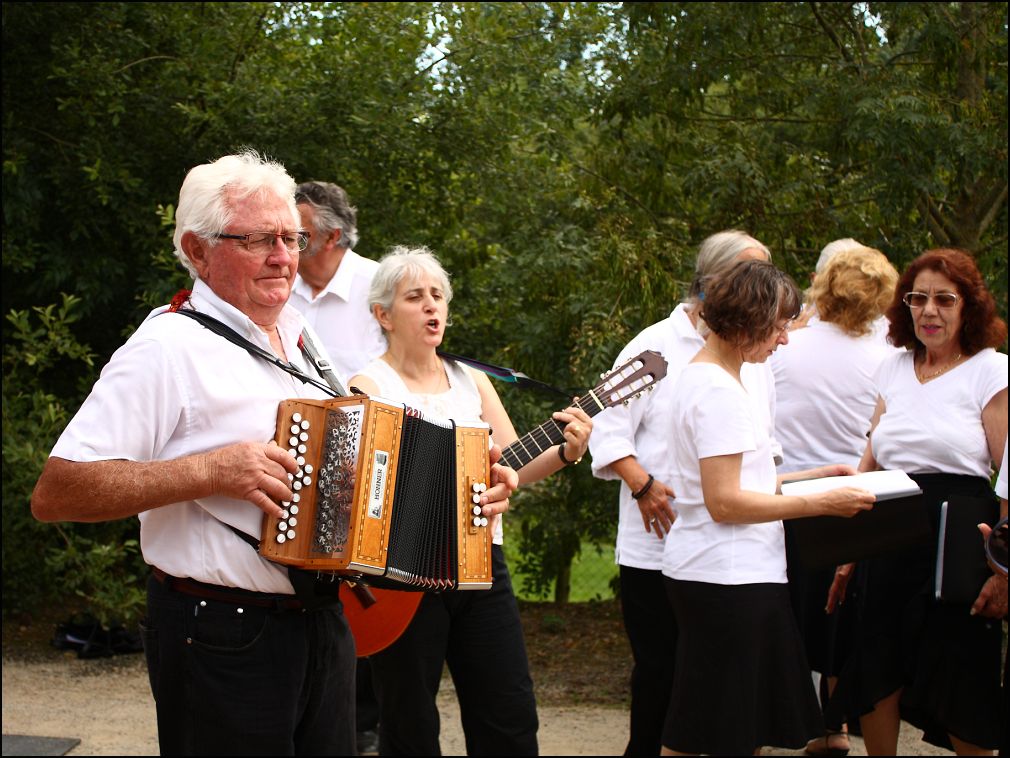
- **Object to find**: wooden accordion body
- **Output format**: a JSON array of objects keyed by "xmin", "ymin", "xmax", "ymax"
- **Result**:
[{"xmin": 260, "ymin": 395, "xmax": 492, "ymax": 590}]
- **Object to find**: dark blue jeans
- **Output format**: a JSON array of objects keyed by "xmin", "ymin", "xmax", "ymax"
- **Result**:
[
  {"xmin": 141, "ymin": 573, "xmax": 356, "ymax": 755},
  {"xmin": 369, "ymin": 545, "xmax": 538, "ymax": 755}
]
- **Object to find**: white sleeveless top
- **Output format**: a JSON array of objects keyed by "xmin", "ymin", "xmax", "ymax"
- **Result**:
[{"xmin": 356, "ymin": 356, "xmax": 504, "ymax": 544}]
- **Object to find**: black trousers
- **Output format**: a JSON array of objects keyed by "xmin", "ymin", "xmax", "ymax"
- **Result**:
[
  {"xmin": 141, "ymin": 573, "xmax": 356, "ymax": 755},
  {"xmin": 369, "ymin": 545, "xmax": 538, "ymax": 756},
  {"xmin": 357, "ymin": 657, "xmax": 380, "ymax": 733},
  {"xmin": 619, "ymin": 565, "xmax": 678, "ymax": 756}
]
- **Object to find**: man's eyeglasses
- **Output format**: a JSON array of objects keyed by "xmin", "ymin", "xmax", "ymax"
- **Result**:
[
  {"xmin": 215, "ymin": 231, "xmax": 310, "ymax": 254},
  {"xmin": 902, "ymin": 291, "xmax": 959, "ymax": 310}
]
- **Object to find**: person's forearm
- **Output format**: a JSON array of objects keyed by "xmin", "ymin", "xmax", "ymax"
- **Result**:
[
  {"xmin": 517, "ymin": 446, "xmax": 568, "ymax": 485},
  {"xmin": 703, "ymin": 487, "xmax": 816, "ymax": 524},
  {"xmin": 32, "ymin": 455, "xmax": 213, "ymax": 523},
  {"xmin": 608, "ymin": 456, "xmax": 651, "ymax": 493}
]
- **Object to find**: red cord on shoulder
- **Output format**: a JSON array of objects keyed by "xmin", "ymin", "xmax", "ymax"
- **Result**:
[{"xmin": 168, "ymin": 289, "xmax": 192, "ymax": 312}]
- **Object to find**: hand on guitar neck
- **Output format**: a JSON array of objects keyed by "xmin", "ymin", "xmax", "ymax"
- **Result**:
[{"xmin": 341, "ymin": 350, "xmax": 669, "ymax": 657}]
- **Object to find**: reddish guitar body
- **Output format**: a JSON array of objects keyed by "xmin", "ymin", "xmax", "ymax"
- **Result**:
[
  {"xmin": 340, "ymin": 583, "xmax": 423, "ymax": 657},
  {"xmin": 340, "ymin": 350, "xmax": 667, "ymax": 657}
]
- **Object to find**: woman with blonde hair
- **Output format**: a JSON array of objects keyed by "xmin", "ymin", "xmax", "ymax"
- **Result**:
[
  {"xmin": 773, "ymin": 246, "xmax": 901, "ymax": 472},
  {"xmin": 770, "ymin": 246, "xmax": 902, "ymax": 756}
]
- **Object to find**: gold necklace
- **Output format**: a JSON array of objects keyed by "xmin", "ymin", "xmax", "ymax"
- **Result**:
[
  {"xmin": 917, "ymin": 353, "xmax": 962, "ymax": 382},
  {"xmin": 701, "ymin": 346, "xmax": 739, "ymax": 376}
]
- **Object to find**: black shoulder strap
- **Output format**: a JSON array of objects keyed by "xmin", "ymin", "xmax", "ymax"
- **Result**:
[
  {"xmin": 298, "ymin": 329, "xmax": 348, "ymax": 396},
  {"xmin": 174, "ymin": 308, "xmax": 343, "ymax": 397},
  {"xmin": 436, "ymin": 349, "xmax": 572, "ymax": 398}
]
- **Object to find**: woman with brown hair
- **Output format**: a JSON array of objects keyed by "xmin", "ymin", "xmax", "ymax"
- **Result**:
[
  {"xmin": 831, "ymin": 247, "xmax": 1007, "ymax": 755},
  {"xmin": 660, "ymin": 259, "xmax": 875, "ymax": 756}
]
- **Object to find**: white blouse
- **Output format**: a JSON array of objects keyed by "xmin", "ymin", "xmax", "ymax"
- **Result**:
[
  {"xmin": 662, "ymin": 363, "xmax": 786, "ymax": 585},
  {"xmin": 871, "ymin": 348, "xmax": 1007, "ymax": 477},
  {"xmin": 772, "ymin": 318, "xmax": 902, "ymax": 473}
]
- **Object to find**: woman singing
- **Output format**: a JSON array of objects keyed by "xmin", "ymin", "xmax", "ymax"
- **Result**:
[{"xmin": 348, "ymin": 246, "xmax": 594, "ymax": 756}]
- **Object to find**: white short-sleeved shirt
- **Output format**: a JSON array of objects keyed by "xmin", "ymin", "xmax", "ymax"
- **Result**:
[
  {"xmin": 662, "ymin": 363, "xmax": 786, "ymax": 585},
  {"xmin": 353, "ymin": 357, "xmax": 505, "ymax": 545},
  {"xmin": 50, "ymin": 280, "xmax": 334, "ymax": 593},
  {"xmin": 589, "ymin": 305, "xmax": 780, "ymax": 570},
  {"xmin": 772, "ymin": 318, "xmax": 903, "ymax": 473},
  {"xmin": 289, "ymin": 249, "xmax": 386, "ymax": 381},
  {"xmin": 871, "ymin": 348, "xmax": 1008, "ymax": 477}
]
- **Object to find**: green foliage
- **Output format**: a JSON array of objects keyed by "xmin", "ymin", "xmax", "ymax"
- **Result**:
[
  {"xmin": 2, "ymin": 2, "xmax": 1006, "ymax": 609},
  {"xmin": 45, "ymin": 529, "xmax": 147, "ymax": 628},
  {"xmin": 2, "ymin": 295, "xmax": 148, "ymax": 619}
]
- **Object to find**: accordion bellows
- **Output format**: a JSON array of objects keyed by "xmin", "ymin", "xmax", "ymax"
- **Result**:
[{"xmin": 260, "ymin": 395, "xmax": 492, "ymax": 590}]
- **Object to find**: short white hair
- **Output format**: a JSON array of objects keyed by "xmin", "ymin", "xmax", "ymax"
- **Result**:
[
  {"xmin": 172, "ymin": 150, "xmax": 298, "ymax": 278},
  {"xmin": 689, "ymin": 230, "xmax": 771, "ymax": 299},
  {"xmin": 815, "ymin": 238, "xmax": 865, "ymax": 274},
  {"xmin": 369, "ymin": 246, "xmax": 454, "ymax": 315}
]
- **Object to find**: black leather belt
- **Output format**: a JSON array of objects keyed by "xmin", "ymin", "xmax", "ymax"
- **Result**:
[{"xmin": 151, "ymin": 567, "xmax": 305, "ymax": 611}]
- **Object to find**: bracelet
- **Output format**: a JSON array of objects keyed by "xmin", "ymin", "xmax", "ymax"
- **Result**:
[
  {"xmin": 558, "ymin": 442, "xmax": 581, "ymax": 466},
  {"xmin": 631, "ymin": 474, "xmax": 655, "ymax": 500}
]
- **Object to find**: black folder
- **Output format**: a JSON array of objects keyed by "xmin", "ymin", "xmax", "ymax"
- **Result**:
[
  {"xmin": 933, "ymin": 495, "xmax": 1000, "ymax": 604},
  {"xmin": 782, "ymin": 470, "xmax": 932, "ymax": 570}
]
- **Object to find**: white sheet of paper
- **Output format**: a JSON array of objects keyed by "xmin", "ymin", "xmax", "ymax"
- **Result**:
[{"xmin": 781, "ymin": 469, "xmax": 921, "ymax": 501}]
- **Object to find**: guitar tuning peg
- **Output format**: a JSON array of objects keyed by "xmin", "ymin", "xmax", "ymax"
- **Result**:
[
  {"xmin": 622, "ymin": 399, "xmax": 630, "ymax": 406},
  {"xmin": 600, "ymin": 372, "xmax": 608, "ymax": 379}
]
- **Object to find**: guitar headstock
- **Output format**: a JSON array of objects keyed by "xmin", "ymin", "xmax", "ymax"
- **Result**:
[{"xmin": 590, "ymin": 350, "xmax": 668, "ymax": 410}]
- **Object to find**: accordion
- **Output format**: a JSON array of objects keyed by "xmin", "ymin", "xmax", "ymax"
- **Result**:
[{"xmin": 260, "ymin": 395, "xmax": 493, "ymax": 590}]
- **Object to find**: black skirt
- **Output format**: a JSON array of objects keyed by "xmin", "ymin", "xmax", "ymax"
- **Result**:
[
  {"xmin": 829, "ymin": 473, "xmax": 1004, "ymax": 751},
  {"xmin": 785, "ymin": 528, "xmax": 860, "ymax": 679},
  {"xmin": 662, "ymin": 578, "xmax": 824, "ymax": 755}
]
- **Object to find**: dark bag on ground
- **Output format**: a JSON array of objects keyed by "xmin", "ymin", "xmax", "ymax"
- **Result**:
[{"xmin": 52, "ymin": 613, "xmax": 143, "ymax": 659}]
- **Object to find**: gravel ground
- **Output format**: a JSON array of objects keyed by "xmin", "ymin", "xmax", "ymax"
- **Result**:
[{"xmin": 3, "ymin": 653, "xmax": 954, "ymax": 756}]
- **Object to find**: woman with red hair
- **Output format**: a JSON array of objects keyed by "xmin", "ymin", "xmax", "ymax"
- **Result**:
[{"xmin": 831, "ymin": 248, "xmax": 1007, "ymax": 755}]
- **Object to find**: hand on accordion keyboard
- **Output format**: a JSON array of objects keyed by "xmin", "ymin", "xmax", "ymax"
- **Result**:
[
  {"xmin": 483, "ymin": 444, "xmax": 519, "ymax": 517},
  {"xmin": 203, "ymin": 440, "xmax": 300, "ymax": 519}
]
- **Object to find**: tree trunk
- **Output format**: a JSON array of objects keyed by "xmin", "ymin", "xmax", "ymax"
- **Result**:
[{"xmin": 554, "ymin": 559, "xmax": 572, "ymax": 604}]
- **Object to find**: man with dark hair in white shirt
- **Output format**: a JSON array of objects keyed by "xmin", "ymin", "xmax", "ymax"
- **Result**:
[
  {"xmin": 290, "ymin": 179, "xmax": 386, "ymax": 755},
  {"xmin": 290, "ymin": 180, "xmax": 385, "ymax": 384}
]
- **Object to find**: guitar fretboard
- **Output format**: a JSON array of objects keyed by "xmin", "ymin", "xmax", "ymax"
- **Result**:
[
  {"xmin": 493, "ymin": 350, "xmax": 666, "ymax": 471},
  {"xmin": 498, "ymin": 394, "xmax": 601, "ymax": 470}
]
